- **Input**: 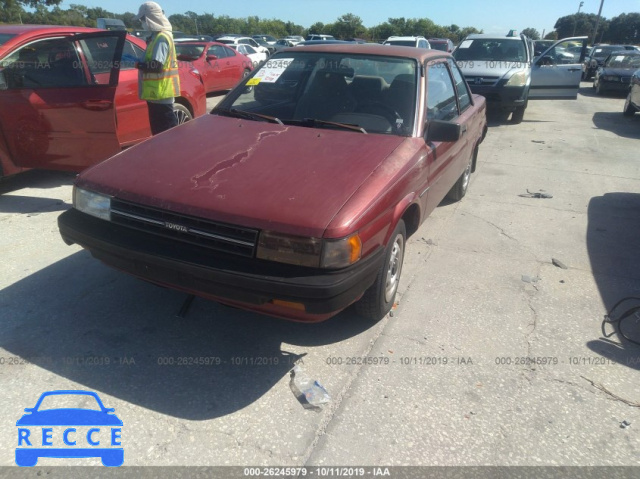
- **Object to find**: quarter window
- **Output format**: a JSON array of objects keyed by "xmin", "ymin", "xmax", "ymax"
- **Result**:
[{"xmin": 427, "ymin": 63, "xmax": 458, "ymax": 121}]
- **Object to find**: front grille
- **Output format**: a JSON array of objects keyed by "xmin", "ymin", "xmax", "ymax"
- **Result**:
[
  {"xmin": 465, "ymin": 76, "xmax": 500, "ymax": 86},
  {"xmin": 110, "ymin": 199, "xmax": 259, "ymax": 258}
]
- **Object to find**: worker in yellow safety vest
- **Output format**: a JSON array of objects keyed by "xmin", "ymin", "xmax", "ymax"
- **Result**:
[{"xmin": 135, "ymin": 2, "xmax": 180, "ymax": 135}]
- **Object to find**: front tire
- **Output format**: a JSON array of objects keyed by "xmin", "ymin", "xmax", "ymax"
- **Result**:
[
  {"xmin": 355, "ymin": 220, "xmax": 406, "ymax": 321},
  {"xmin": 447, "ymin": 147, "xmax": 476, "ymax": 201},
  {"xmin": 623, "ymin": 94, "xmax": 636, "ymax": 116},
  {"xmin": 511, "ymin": 105, "xmax": 525, "ymax": 124},
  {"xmin": 173, "ymin": 103, "xmax": 192, "ymax": 125}
]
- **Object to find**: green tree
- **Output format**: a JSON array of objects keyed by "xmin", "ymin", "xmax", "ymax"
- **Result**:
[
  {"xmin": 308, "ymin": 21, "xmax": 325, "ymax": 34},
  {"xmin": 521, "ymin": 28, "xmax": 540, "ymax": 40},
  {"xmin": 331, "ymin": 13, "xmax": 366, "ymax": 39},
  {"xmin": 544, "ymin": 31, "xmax": 558, "ymax": 40},
  {"xmin": 605, "ymin": 13, "xmax": 640, "ymax": 44}
]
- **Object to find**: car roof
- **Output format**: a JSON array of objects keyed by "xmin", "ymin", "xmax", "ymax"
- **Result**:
[
  {"xmin": 290, "ymin": 42, "xmax": 449, "ymax": 62},
  {"xmin": 465, "ymin": 34, "xmax": 522, "ymax": 40},
  {"xmin": 387, "ymin": 36, "xmax": 425, "ymax": 40}
]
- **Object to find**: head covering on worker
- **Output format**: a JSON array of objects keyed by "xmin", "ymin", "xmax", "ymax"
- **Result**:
[{"xmin": 135, "ymin": 2, "xmax": 172, "ymax": 32}]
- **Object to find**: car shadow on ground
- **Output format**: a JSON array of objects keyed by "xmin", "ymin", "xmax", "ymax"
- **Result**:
[
  {"xmin": 592, "ymin": 111, "xmax": 640, "ymax": 139},
  {"xmin": 0, "ymin": 250, "xmax": 377, "ymax": 420},
  {"xmin": 0, "ymin": 170, "xmax": 75, "ymax": 195},
  {"xmin": 585, "ymin": 193, "xmax": 640, "ymax": 369},
  {"xmin": 0, "ymin": 194, "xmax": 70, "ymax": 214}
]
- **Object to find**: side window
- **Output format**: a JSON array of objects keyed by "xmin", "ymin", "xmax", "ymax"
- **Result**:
[
  {"xmin": 208, "ymin": 45, "xmax": 225, "ymax": 58},
  {"xmin": 427, "ymin": 62, "xmax": 458, "ymax": 121},
  {"xmin": 223, "ymin": 46, "xmax": 237, "ymax": 57},
  {"xmin": 419, "ymin": 40, "xmax": 426, "ymax": 49},
  {"xmin": 447, "ymin": 58, "xmax": 472, "ymax": 112},
  {"xmin": 2, "ymin": 38, "xmax": 86, "ymax": 89},
  {"xmin": 244, "ymin": 45, "xmax": 257, "ymax": 55},
  {"xmin": 121, "ymin": 40, "xmax": 143, "ymax": 70}
]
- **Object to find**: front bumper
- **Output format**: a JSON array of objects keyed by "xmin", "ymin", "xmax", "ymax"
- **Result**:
[
  {"xmin": 468, "ymin": 84, "xmax": 528, "ymax": 111},
  {"xmin": 598, "ymin": 79, "xmax": 632, "ymax": 93},
  {"xmin": 58, "ymin": 209, "xmax": 385, "ymax": 322}
]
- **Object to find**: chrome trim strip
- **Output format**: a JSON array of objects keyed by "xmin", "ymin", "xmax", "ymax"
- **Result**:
[
  {"xmin": 111, "ymin": 209, "xmax": 165, "ymax": 226},
  {"xmin": 188, "ymin": 227, "xmax": 255, "ymax": 247}
]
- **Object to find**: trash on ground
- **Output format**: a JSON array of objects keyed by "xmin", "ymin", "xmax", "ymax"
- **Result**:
[
  {"xmin": 519, "ymin": 189, "xmax": 553, "ymax": 199},
  {"xmin": 532, "ymin": 140, "xmax": 546, "ymax": 144},
  {"xmin": 522, "ymin": 275, "xmax": 540, "ymax": 283},
  {"xmin": 552, "ymin": 258, "xmax": 568, "ymax": 269},
  {"xmin": 289, "ymin": 364, "xmax": 331, "ymax": 411},
  {"xmin": 620, "ymin": 420, "xmax": 631, "ymax": 429}
]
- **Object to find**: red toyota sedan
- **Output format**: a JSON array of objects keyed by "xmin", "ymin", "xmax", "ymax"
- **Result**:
[
  {"xmin": 0, "ymin": 25, "xmax": 207, "ymax": 178},
  {"xmin": 59, "ymin": 44, "xmax": 487, "ymax": 322},
  {"xmin": 175, "ymin": 41, "xmax": 253, "ymax": 94}
]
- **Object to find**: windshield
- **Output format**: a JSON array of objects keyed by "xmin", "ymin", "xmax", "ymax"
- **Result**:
[
  {"xmin": 215, "ymin": 51, "xmax": 418, "ymax": 136},
  {"xmin": 0, "ymin": 33, "xmax": 17, "ymax": 46},
  {"xmin": 453, "ymin": 38, "xmax": 527, "ymax": 62},
  {"xmin": 605, "ymin": 54, "xmax": 640, "ymax": 68}
]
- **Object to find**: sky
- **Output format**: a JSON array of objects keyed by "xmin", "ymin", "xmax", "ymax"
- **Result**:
[{"xmin": 57, "ymin": 0, "xmax": 640, "ymax": 36}]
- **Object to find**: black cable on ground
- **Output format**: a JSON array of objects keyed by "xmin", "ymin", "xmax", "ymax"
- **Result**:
[{"xmin": 602, "ymin": 297, "xmax": 640, "ymax": 346}]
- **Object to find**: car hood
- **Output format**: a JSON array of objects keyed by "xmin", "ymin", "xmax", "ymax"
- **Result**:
[
  {"xmin": 457, "ymin": 61, "xmax": 530, "ymax": 79},
  {"xmin": 79, "ymin": 116, "xmax": 405, "ymax": 238},
  {"xmin": 16, "ymin": 409, "xmax": 123, "ymax": 426},
  {"xmin": 602, "ymin": 66, "xmax": 638, "ymax": 75}
]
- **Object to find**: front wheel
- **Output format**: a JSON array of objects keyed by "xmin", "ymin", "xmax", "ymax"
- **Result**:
[
  {"xmin": 173, "ymin": 103, "xmax": 192, "ymax": 125},
  {"xmin": 447, "ymin": 147, "xmax": 476, "ymax": 201},
  {"xmin": 511, "ymin": 105, "xmax": 525, "ymax": 124},
  {"xmin": 355, "ymin": 220, "xmax": 406, "ymax": 321},
  {"xmin": 623, "ymin": 94, "xmax": 636, "ymax": 116}
]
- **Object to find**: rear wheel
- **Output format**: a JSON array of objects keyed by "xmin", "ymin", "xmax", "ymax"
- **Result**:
[
  {"xmin": 173, "ymin": 103, "xmax": 192, "ymax": 125},
  {"xmin": 355, "ymin": 220, "xmax": 406, "ymax": 321},
  {"xmin": 623, "ymin": 94, "xmax": 636, "ymax": 116}
]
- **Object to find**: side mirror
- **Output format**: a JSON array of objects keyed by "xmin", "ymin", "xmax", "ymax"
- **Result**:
[
  {"xmin": 425, "ymin": 120, "xmax": 461, "ymax": 142},
  {"xmin": 206, "ymin": 55, "xmax": 218, "ymax": 62}
]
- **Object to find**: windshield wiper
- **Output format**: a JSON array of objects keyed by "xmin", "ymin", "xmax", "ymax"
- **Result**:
[
  {"xmin": 297, "ymin": 118, "xmax": 367, "ymax": 134},
  {"xmin": 216, "ymin": 108, "xmax": 283, "ymax": 125}
]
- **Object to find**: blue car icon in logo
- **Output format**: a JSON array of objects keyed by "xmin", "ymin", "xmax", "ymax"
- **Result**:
[{"xmin": 16, "ymin": 390, "xmax": 123, "ymax": 467}]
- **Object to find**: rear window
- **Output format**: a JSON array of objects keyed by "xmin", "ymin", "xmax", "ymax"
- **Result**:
[
  {"xmin": 430, "ymin": 42, "xmax": 448, "ymax": 51},
  {"xmin": 385, "ymin": 40, "xmax": 416, "ymax": 47}
]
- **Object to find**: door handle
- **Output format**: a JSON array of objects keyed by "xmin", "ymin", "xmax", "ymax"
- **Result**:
[
  {"xmin": 82, "ymin": 100, "xmax": 113, "ymax": 111},
  {"xmin": 461, "ymin": 124, "xmax": 467, "ymax": 135},
  {"xmin": 568, "ymin": 68, "xmax": 581, "ymax": 72}
]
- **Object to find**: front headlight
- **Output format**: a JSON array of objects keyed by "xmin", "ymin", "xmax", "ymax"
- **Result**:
[
  {"xmin": 73, "ymin": 187, "xmax": 111, "ymax": 221},
  {"xmin": 506, "ymin": 70, "xmax": 528, "ymax": 87},
  {"xmin": 256, "ymin": 231, "xmax": 362, "ymax": 268}
]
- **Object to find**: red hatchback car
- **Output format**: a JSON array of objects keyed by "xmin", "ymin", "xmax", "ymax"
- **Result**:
[
  {"xmin": 59, "ymin": 44, "xmax": 487, "ymax": 323},
  {"xmin": 175, "ymin": 41, "xmax": 253, "ymax": 94},
  {"xmin": 0, "ymin": 25, "xmax": 207, "ymax": 178}
]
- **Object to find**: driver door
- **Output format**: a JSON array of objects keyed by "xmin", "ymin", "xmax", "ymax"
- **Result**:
[
  {"xmin": 530, "ymin": 36, "xmax": 587, "ymax": 99},
  {"xmin": 0, "ymin": 31, "xmax": 125, "ymax": 171}
]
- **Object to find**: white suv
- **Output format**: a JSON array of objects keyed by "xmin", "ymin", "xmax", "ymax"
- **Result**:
[{"xmin": 384, "ymin": 36, "xmax": 431, "ymax": 49}]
